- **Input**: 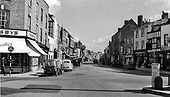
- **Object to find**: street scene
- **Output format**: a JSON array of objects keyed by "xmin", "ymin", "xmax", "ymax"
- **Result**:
[
  {"xmin": 1, "ymin": 63, "xmax": 169, "ymax": 97},
  {"xmin": 0, "ymin": 0, "xmax": 170, "ymax": 97}
]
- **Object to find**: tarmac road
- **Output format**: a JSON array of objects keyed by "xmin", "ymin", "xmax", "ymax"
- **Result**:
[{"xmin": 0, "ymin": 63, "xmax": 169, "ymax": 97}]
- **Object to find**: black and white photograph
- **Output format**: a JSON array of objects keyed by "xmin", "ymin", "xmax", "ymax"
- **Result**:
[{"xmin": 0, "ymin": 0, "xmax": 170, "ymax": 97}]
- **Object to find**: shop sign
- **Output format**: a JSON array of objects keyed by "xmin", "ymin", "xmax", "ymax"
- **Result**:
[
  {"xmin": 27, "ymin": 31, "xmax": 36, "ymax": 39},
  {"xmin": 8, "ymin": 46, "xmax": 14, "ymax": 52},
  {"xmin": 0, "ymin": 29, "xmax": 26, "ymax": 36},
  {"xmin": 0, "ymin": 42, "xmax": 12, "ymax": 47}
]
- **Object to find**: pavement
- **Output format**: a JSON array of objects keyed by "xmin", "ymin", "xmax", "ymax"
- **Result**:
[
  {"xmin": 1, "ymin": 66, "xmax": 170, "ymax": 96},
  {"xmin": 137, "ymin": 68, "xmax": 170, "ymax": 96},
  {"xmin": 0, "ymin": 69, "xmax": 44, "ymax": 78}
]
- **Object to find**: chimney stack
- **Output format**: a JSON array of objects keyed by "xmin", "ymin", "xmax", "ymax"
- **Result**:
[
  {"xmin": 138, "ymin": 15, "xmax": 143, "ymax": 27},
  {"xmin": 162, "ymin": 11, "xmax": 168, "ymax": 19},
  {"xmin": 124, "ymin": 20, "xmax": 129, "ymax": 25}
]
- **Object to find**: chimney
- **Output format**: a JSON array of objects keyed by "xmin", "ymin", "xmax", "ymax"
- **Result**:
[
  {"xmin": 162, "ymin": 11, "xmax": 168, "ymax": 19},
  {"xmin": 118, "ymin": 28, "xmax": 121, "ymax": 32},
  {"xmin": 138, "ymin": 15, "xmax": 143, "ymax": 27},
  {"xmin": 124, "ymin": 20, "xmax": 129, "ymax": 25}
]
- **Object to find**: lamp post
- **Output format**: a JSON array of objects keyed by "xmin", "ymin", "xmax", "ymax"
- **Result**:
[{"xmin": 8, "ymin": 46, "xmax": 14, "ymax": 76}]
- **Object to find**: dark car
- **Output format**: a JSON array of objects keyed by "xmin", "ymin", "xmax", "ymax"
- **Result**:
[{"xmin": 44, "ymin": 59, "xmax": 59, "ymax": 76}]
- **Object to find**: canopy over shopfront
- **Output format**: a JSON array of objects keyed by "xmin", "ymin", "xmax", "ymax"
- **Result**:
[
  {"xmin": 0, "ymin": 37, "xmax": 40, "ymax": 57},
  {"xmin": 27, "ymin": 39, "xmax": 47, "ymax": 55}
]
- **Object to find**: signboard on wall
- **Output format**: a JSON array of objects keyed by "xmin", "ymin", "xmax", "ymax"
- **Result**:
[
  {"xmin": 0, "ymin": 29, "xmax": 26, "ymax": 36},
  {"xmin": 0, "ymin": 29, "xmax": 36, "ymax": 40}
]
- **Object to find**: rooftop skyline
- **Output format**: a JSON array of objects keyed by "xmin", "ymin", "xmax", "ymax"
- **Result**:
[{"xmin": 45, "ymin": 0, "xmax": 170, "ymax": 52}]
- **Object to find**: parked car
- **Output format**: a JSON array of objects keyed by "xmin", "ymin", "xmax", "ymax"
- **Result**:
[
  {"xmin": 72, "ymin": 58, "xmax": 81, "ymax": 67},
  {"xmin": 44, "ymin": 59, "xmax": 59, "ymax": 76},
  {"xmin": 62, "ymin": 59, "xmax": 74, "ymax": 71}
]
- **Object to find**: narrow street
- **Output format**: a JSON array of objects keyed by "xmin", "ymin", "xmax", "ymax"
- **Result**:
[{"xmin": 1, "ymin": 63, "xmax": 168, "ymax": 97}]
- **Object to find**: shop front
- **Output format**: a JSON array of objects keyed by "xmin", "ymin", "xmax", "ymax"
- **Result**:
[{"xmin": 0, "ymin": 29, "xmax": 47, "ymax": 73}]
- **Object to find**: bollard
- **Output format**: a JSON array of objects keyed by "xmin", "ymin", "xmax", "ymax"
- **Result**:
[{"xmin": 154, "ymin": 76, "xmax": 163, "ymax": 90}]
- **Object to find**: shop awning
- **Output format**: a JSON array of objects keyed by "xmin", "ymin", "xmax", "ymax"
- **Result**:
[
  {"xmin": 0, "ymin": 37, "xmax": 29, "ymax": 53},
  {"xmin": 28, "ymin": 39, "xmax": 47, "ymax": 55},
  {"xmin": 0, "ymin": 37, "xmax": 40, "ymax": 56}
]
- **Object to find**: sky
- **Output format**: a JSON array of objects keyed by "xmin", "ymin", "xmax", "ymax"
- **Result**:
[{"xmin": 45, "ymin": 0, "xmax": 170, "ymax": 52}]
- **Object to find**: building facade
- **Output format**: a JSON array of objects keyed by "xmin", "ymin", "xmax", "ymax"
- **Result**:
[{"xmin": 0, "ymin": 0, "xmax": 48, "ymax": 73}]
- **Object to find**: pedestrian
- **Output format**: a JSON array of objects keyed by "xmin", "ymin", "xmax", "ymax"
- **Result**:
[{"xmin": 1, "ymin": 57, "xmax": 6, "ymax": 76}]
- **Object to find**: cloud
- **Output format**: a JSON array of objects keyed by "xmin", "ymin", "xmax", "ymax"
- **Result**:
[
  {"xmin": 74, "ymin": 37, "xmax": 80, "ymax": 42},
  {"xmin": 45, "ymin": 0, "xmax": 61, "ymax": 7},
  {"xmin": 145, "ymin": 0, "xmax": 170, "ymax": 8},
  {"xmin": 91, "ymin": 35, "xmax": 111, "ymax": 51},
  {"xmin": 149, "ymin": 14, "xmax": 161, "ymax": 21},
  {"xmin": 45, "ymin": 0, "xmax": 62, "ymax": 15}
]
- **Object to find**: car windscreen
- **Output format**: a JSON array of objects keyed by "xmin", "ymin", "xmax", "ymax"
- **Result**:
[{"xmin": 63, "ymin": 61, "xmax": 70, "ymax": 63}]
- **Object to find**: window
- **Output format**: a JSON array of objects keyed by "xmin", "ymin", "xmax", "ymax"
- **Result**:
[
  {"xmin": 45, "ymin": 14, "xmax": 47, "ymax": 29},
  {"xmin": 141, "ymin": 40, "xmax": 145, "ymax": 49},
  {"xmin": 41, "ymin": 8, "xmax": 43, "ymax": 22},
  {"xmin": 28, "ymin": 15, "xmax": 31, "ymax": 30},
  {"xmin": 40, "ymin": 28, "xmax": 43, "ymax": 42},
  {"xmin": 127, "ymin": 39, "xmax": 129, "ymax": 44},
  {"xmin": 164, "ymin": 34, "xmax": 168, "ymax": 46},
  {"xmin": 136, "ymin": 30, "xmax": 139, "ymax": 38},
  {"xmin": 141, "ymin": 28, "xmax": 145, "ymax": 37},
  {"xmin": 45, "ymin": 32, "xmax": 47, "ymax": 45},
  {"xmin": 36, "ymin": 2, "xmax": 39, "ymax": 20},
  {"xmin": 131, "ymin": 38, "xmax": 133, "ymax": 44},
  {"xmin": 0, "ymin": 10, "xmax": 9, "ymax": 28},
  {"xmin": 135, "ymin": 41, "xmax": 138, "ymax": 50}
]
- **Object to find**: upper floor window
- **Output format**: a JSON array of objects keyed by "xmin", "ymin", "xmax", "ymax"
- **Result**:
[
  {"xmin": 36, "ymin": 2, "xmax": 39, "ymax": 20},
  {"xmin": 28, "ymin": 0, "xmax": 32, "ymax": 7},
  {"xmin": 41, "ymin": 8, "xmax": 43, "ymax": 22},
  {"xmin": 135, "ymin": 41, "xmax": 138, "ymax": 50},
  {"xmin": 0, "ymin": 9, "xmax": 10, "ymax": 28},
  {"xmin": 28, "ymin": 15, "xmax": 31, "ymax": 30},
  {"xmin": 45, "ymin": 14, "xmax": 47, "ymax": 29},
  {"xmin": 40, "ymin": 28, "xmax": 43, "ymax": 42},
  {"xmin": 164, "ymin": 34, "xmax": 168, "ymax": 46},
  {"xmin": 141, "ymin": 40, "xmax": 145, "ymax": 49},
  {"xmin": 127, "ymin": 39, "xmax": 129, "ymax": 44},
  {"xmin": 136, "ymin": 30, "xmax": 139, "ymax": 38},
  {"xmin": 141, "ymin": 28, "xmax": 145, "ymax": 37}
]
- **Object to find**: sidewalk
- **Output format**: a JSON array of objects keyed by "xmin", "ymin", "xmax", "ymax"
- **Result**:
[
  {"xmin": 0, "ymin": 69, "xmax": 44, "ymax": 78},
  {"xmin": 142, "ymin": 85, "xmax": 170, "ymax": 96},
  {"xmin": 137, "ymin": 67, "xmax": 170, "ymax": 96}
]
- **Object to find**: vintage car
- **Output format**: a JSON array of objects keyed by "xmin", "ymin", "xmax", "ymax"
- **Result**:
[
  {"xmin": 44, "ymin": 59, "xmax": 61, "ymax": 76},
  {"xmin": 62, "ymin": 59, "xmax": 74, "ymax": 71}
]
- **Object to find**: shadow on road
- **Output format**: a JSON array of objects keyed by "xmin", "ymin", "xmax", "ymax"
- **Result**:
[
  {"xmin": 91, "ymin": 63, "xmax": 169, "ymax": 77},
  {"xmin": 1, "ymin": 86, "xmax": 169, "ymax": 97}
]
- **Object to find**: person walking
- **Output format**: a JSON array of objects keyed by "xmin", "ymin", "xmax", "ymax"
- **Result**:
[{"xmin": 1, "ymin": 57, "xmax": 6, "ymax": 76}]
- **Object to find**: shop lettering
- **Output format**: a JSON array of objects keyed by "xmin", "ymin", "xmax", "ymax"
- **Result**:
[
  {"xmin": 0, "ymin": 42, "xmax": 12, "ymax": 47},
  {"xmin": 0, "ymin": 30, "xmax": 18, "ymax": 36}
]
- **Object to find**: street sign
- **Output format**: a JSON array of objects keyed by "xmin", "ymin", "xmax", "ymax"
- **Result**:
[{"xmin": 8, "ymin": 46, "xmax": 14, "ymax": 52}]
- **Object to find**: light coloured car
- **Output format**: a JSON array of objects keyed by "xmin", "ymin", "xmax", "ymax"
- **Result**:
[{"xmin": 62, "ymin": 59, "xmax": 73, "ymax": 71}]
